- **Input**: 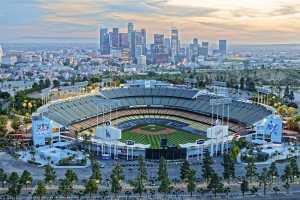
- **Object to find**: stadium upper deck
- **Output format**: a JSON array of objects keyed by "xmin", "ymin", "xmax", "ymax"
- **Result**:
[{"xmin": 37, "ymin": 87, "xmax": 272, "ymax": 129}]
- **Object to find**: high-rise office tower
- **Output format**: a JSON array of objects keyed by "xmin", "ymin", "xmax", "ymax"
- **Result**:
[
  {"xmin": 154, "ymin": 34, "xmax": 164, "ymax": 45},
  {"xmin": 135, "ymin": 31, "xmax": 146, "ymax": 56},
  {"xmin": 164, "ymin": 38, "xmax": 171, "ymax": 55},
  {"xmin": 190, "ymin": 38, "xmax": 199, "ymax": 62},
  {"xmin": 219, "ymin": 40, "xmax": 227, "ymax": 55},
  {"xmin": 151, "ymin": 33, "xmax": 168, "ymax": 64},
  {"xmin": 119, "ymin": 33, "xmax": 129, "ymax": 48},
  {"xmin": 0, "ymin": 45, "xmax": 3, "ymax": 64},
  {"xmin": 128, "ymin": 22, "xmax": 135, "ymax": 58},
  {"xmin": 193, "ymin": 38, "xmax": 198, "ymax": 45},
  {"xmin": 199, "ymin": 41, "xmax": 209, "ymax": 57},
  {"xmin": 100, "ymin": 27, "xmax": 110, "ymax": 55},
  {"xmin": 111, "ymin": 27, "xmax": 119, "ymax": 48},
  {"xmin": 141, "ymin": 29, "xmax": 147, "ymax": 55},
  {"xmin": 171, "ymin": 28, "xmax": 179, "ymax": 62}
]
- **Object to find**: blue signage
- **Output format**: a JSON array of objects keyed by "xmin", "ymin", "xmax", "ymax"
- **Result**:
[{"xmin": 255, "ymin": 115, "xmax": 282, "ymax": 144}]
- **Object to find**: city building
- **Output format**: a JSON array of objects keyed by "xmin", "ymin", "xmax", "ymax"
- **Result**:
[
  {"xmin": 100, "ymin": 27, "xmax": 110, "ymax": 55},
  {"xmin": 0, "ymin": 45, "xmax": 3, "ymax": 64},
  {"xmin": 111, "ymin": 27, "xmax": 119, "ymax": 48},
  {"xmin": 219, "ymin": 40, "xmax": 227, "ymax": 55},
  {"xmin": 119, "ymin": 33, "xmax": 129, "ymax": 49},
  {"xmin": 128, "ymin": 22, "xmax": 135, "ymax": 58},
  {"xmin": 171, "ymin": 28, "xmax": 179, "ymax": 62}
]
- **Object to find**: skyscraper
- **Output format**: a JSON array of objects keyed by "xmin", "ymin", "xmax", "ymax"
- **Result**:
[
  {"xmin": 199, "ymin": 42, "xmax": 209, "ymax": 57},
  {"xmin": 189, "ymin": 38, "xmax": 199, "ymax": 62},
  {"xmin": 100, "ymin": 27, "xmax": 110, "ymax": 55},
  {"xmin": 111, "ymin": 27, "xmax": 119, "ymax": 48},
  {"xmin": 154, "ymin": 34, "xmax": 164, "ymax": 45},
  {"xmin": 141, "ymin": 29, "xmax": 147, "ymax": 55},
  {"xmin": 128, "ymin": 22, "xmax": 135, "ymax": 58},
  {"xmin": 171, "ymin": 28, "xmax": 179, "ymax": 62},
  {"xmin": 0, "ymin": 45, "xmax": 3, "ymax": 64},
  {"xmin": 219, "ymin": 40, "xmax": 227, "ymax": 55},
  {"xmin": 119, "ymin": 33, "xmax": 129, "ymax": 49}
]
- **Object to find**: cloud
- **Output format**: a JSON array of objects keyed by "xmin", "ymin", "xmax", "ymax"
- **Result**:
[{"xmin": 1, "ymin": 0, "xmax": 300, "ymax": 44}]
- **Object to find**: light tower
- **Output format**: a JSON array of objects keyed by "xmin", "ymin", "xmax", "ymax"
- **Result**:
[{"xmin": 0, "ymin": 45, "xmax": 3, "ymax": 64}]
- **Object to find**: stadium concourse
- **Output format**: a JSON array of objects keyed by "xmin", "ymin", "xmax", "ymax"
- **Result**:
[{"xmin": 32, "ymin": 85, "xmax": 274, "ymax": 160}]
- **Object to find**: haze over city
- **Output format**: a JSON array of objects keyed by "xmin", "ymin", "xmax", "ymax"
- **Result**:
[{"xmin": 1, "ymin": 0, "xmax": 300, "ymax": 44}]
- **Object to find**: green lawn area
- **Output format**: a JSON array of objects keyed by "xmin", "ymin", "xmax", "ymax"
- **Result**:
[{"xmin": 120, "ymin": 125, "xmax": 205, "ymax": 149}]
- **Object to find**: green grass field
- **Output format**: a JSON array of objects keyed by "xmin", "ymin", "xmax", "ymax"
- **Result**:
[{"xmin": 120, "ymin": 124, "xmax": 205, "ymax": 149}]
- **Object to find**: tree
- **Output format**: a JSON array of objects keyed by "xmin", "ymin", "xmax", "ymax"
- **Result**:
[
  {"xmin": 7, "ymin": 172, "xmax": 22, "ymax": 200},
  {"xmin": 180, "ymin": 160, "xmax": 190, "ymax": 182},
  {"xmin": 240, "ymin": 77, "xmax": 245, "ymax": 90},
  {"xmin": 259, "ymin": 167, "xmax": 270, "ymax": 195},
  {"xmin": 85, "ymin": 178, "xmax": 98, "ymax": 198},
  {"xmin": 0, "ymin": 116, "xmax": 8, "ymax": 137},
  {"xmin": 245, "ymin": 157, "xmax": 257, "ymax": 183},
  {"xmin": 158, "ymin": 157, "xmax": 167, "ymax": 181},
  {"xmin": 158, "ymin": 157, "xmax": 171, "ymax": 195},
  {"xmin": 289, "ymin": 90, "xmax": 295, "ymax": 102},
  {"xmin": 207, "ymin": 172, "xmax": 224, "ymax": 198},
  {"xmin": 58, "ymin": 178, "xmax": 73, "ymax": 198},
  {"xmin": 90, "ymin": 161, "xmax": 102, "ymax": 183},
  {"xmin": 0, "ymin": 168, "xmax": 7, "ymax": 187},
  {"xmin": 222, "ymin": 154, "xmax": 235, "ymax": 183},
  {"xmin": 240, "ymin": 178, "xmax": 249, "ymax": 197},
  {"xmin": 44, "ymin": 164, "xmax": 56, "ymax": 184},
  {"xmin": 282, "ymin": 163, "xmax": 293, "ymax": 183},
  {"xmin": 65, "ymin": 169, "xmax": 78, "ymax": 185},
  {"xmin": 111, "ymin": 173, "xmax": 122, "ymax": 196},
  {"xmin": 268, "ymin": 162, "xmax": 278, "ymax": 185},
  {"xmin": 53, "ymin": 80, "xmax": 60, "ymax": 88},
  {"xmin": 289, "ymin": 157, "xmax": 300, "ymax": 182},
  {"xmin": 131, "ymin": 156, "xmax": 148, "ymax": 197},
  {"xmin": 187, "ymin": 169, "xmax": 196, "ymax": 197},
  {"xmin": 202, "ymin": 151, "xmax": 213, "ymax": 183},
  {"xmin": 284, "ymin": 85, "xmax": 290, "ymax": 99},
  {"xmin": 114, "ymin": 163, "xmax": 124, "ymax": 181},
  {"xmin": 34, "ymin": 181, "xmax": 47, "ymax": 200},
  {"xmin": 110, "ymin": 164, "xmax": 124, "ymax": 197},
  {"xmin": 137, "ymin": 156, "xmax": 147, "ymax": 182},
  {"xmin": 19, "ymin": 170, "xmax": 32, "ymax": 189}
]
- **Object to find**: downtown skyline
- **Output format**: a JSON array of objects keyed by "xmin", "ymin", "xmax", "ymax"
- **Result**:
[{"xmin": 1, "ymin": 0, "xmax": 300, "ymax": 44}]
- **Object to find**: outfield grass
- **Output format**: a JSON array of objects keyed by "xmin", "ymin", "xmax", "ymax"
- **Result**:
[{"xmin": 120, "ymin": 125, "xmax": 205, "ymax": 149}]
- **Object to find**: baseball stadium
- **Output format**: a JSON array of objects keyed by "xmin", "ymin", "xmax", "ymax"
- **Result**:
[{"xmin": 32, "ymin": 81, "xmax": 275, "ymax": 160}]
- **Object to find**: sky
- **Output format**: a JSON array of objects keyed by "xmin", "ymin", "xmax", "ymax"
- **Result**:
[{"xmin": 1, "ymin": 0, "xmax": 300, "ymax": 44}]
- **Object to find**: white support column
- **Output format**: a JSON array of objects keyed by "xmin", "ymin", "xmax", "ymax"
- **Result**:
[
  {"xmin": 221, "ymin": 139, "xmax": 224, "ymax": 155},
  {"xmin": 131, "ymin": 147, "xmax": 134, "ymax": 160},
  {"xmin": 222, "ymin": 104, "xmax": 224, "ymax": 125},
  {"xmin": 201, "ymin": 145, "xmax": 204, "ymax": 160},
  {"xmin": 211, "ymin": 106, "xmax": 214, "ymax": 126},
  {"xmin": 215, "ymin": 139, "xmax": 219, "ymax": 155},
  {"xmin": 210, "ymin": 141, "xmax": 214, "ymax": 157},
  {"xmin": 109, "ymin": 142, "xmax": 112, "ymax": 158},
  {"xmin": 126, "ymin": 146, "xmax": 129, "ymax": 161}
]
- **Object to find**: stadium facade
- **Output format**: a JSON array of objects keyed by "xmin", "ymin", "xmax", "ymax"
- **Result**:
[{"xmin": 32, "ymin": 81, "xmax": 280, "ymax": 160}]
